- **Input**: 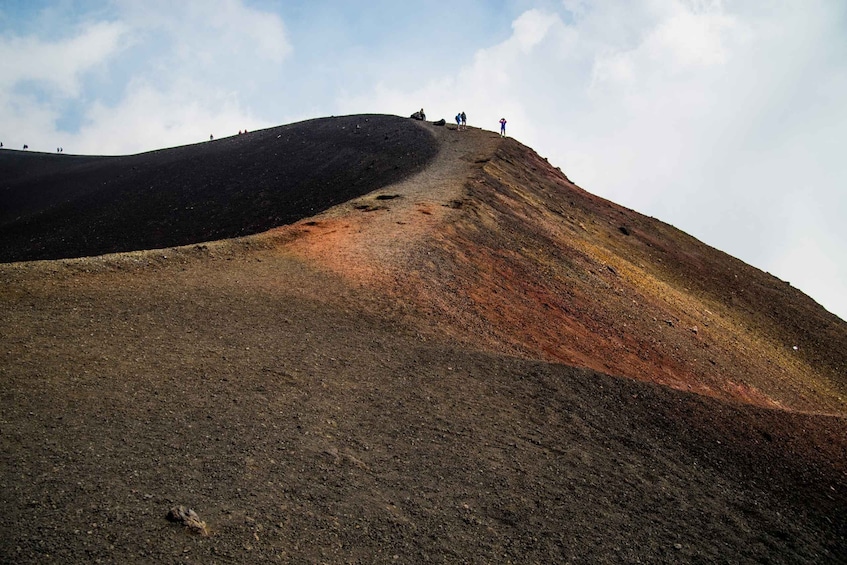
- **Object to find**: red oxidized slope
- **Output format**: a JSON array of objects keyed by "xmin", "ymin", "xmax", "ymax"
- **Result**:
[{"xmin": 282, "ymin": 124, "xmax": 847, "ymax": 415}]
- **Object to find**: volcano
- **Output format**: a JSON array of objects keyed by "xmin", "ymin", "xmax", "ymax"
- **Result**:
[{"xmin": 1, "ymin": 114, "xmax": 845, "ymax": 563}]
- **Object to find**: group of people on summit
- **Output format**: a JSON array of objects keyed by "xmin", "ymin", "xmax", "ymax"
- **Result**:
[
  {"xmin": 412, "ymin": 108, "xmax": 506, "ymax": 136},
  {"xmin": 453, "ymin": 111, "xmax": 507, "ymax": 136},
  {"xmin": 455, "ymin": 112, "xmax": 467, "ymax": 130},
  {"xmin": 455, "ymin": 112, "xmax": 507, "ymax": 136}
]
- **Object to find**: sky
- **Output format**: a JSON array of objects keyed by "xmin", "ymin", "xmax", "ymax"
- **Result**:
[{"xmin": 1, "ymin": 0, "xmax": 846, "ymax": 321}]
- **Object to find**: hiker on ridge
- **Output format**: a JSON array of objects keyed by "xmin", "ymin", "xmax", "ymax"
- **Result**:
[
  {"xmin": 499, "ymin": 118, "xmax": 507, "ymax": 137},
  {"xmin": 461, "ymin": 112, "xmax": 466, "ymax": 130}
]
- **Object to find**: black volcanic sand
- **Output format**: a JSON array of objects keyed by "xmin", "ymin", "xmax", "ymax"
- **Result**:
[{"xmin": 0, "ymin": 114, "xmax": 438, "ymax": 262}]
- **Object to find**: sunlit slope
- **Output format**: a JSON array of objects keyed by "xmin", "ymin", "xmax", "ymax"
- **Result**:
[{"xmin": 281, "ymin": 128, "xmax": 847, "ymax": 414}]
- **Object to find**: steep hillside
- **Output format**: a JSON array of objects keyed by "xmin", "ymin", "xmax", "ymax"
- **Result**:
[
  {"xmin": 1, "ymin": 115, "xmax": 845, "ymax": 563},
  {"xmin": 280, "ymin": 126, "xmax": 847, "ymax": 415},
  {"xmin": 0, "ymin": 115, "xmax": 437, "ymax": 262}
]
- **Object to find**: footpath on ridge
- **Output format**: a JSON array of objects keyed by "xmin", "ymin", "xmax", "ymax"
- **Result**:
[{"xmin": 273, "ymin": 120, "xmax": 504, "ymax": 284}]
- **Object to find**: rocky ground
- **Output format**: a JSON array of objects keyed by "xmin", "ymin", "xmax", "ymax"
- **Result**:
[{"xmin": 1, "ymin": 116, "xmax": 845, "ymax": 563}]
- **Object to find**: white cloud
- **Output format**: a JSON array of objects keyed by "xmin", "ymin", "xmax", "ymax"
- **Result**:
[
  {"xmin": 0, "ymin": 0, "xmax": 291, "ymax": 154},
  {"xmin": 507, "ymin": 9, "xmax": 559, "ymax": 54},
  {"xmin": 590, "ymin": 3, "xmax": 742, "ymax": 90},
  {"xmin": 73, "ymin": 79, "xmax": 268, "ymax": 155},
  {"xmin": 116, "ymin": 0, "xmax": 291, "ymax": 66},
  {"xmin": 61, "ymin": 0, "xmax": 294, "ymax": 154},
  {"xmin": 771, "ymin": 233, "xmax": 847, "ymax": 319},
  {"xmin": 0, "ymin": 21, "xmax": 128, "ymax": 95},
  {"xmin": 0, "ymin": 92, "xmax": 61, "ymax": 151},
  {"xmin": 337, "ymin": 9, "xmax": 566, "ymax": 139},
  {"xmin": 0, "ymin": 19, "xmax": 129, "ymax": 151}
]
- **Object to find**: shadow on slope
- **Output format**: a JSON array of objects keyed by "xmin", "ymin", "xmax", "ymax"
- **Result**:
[{"xmin": 0, "ymin": 115, "xmax": 437, "ymax": 262}]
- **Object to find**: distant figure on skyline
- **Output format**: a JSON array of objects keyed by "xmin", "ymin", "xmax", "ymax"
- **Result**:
[
  {"xmin": 23, "ymin": 144, "xmax": 28, "ymax": 150},
  {"xmin": 455, "ymin": 113, "xmax": 461, "ymax": 128},
  {"xmin": 1, "ymin": 142, "xmax": 3, "ymax": 148},
  {"xmin": 499, "ymin": 118, "xmax": 507, "ymax": 137},
  {"xmin": 461, "ymin": 111, "xmax": 466, "ymax": 129}
]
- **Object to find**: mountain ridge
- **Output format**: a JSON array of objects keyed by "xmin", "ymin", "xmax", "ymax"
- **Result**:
[
  {"xmin": 1, "ymin": 114, "xmax": 845, "ymax": 562},
  {"xmin": 0, "ymin": 114, "xmax": 438, "ymax": 262},
  {"xmin": 267, "ymin": 121, "xmax": 846, "ymax": 415}
]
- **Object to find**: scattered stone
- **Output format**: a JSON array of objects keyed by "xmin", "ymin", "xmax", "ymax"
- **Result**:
[
  {"xmin": 618, "ymin": 226, "xmax": 630, "ymax": 235},
  {"xmin": 343, "ymin": 452, "xmax": 370, "ymax": 470},
  {"xmin": 432, "ymin": 119, "xmax": 446, "ymax": 126},
  {"xmin": 166, "ymin": 506, "xmax": 209, "ymax": 536}
]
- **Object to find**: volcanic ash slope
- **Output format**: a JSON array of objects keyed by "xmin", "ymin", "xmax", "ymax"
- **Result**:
[
  {"xmin": 1, "ymin": 116, "xmax": 845, "ymax": 563},
  {"xmin": 277, "ymin": 120, "xmax": 847, "ymax": 416}
]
